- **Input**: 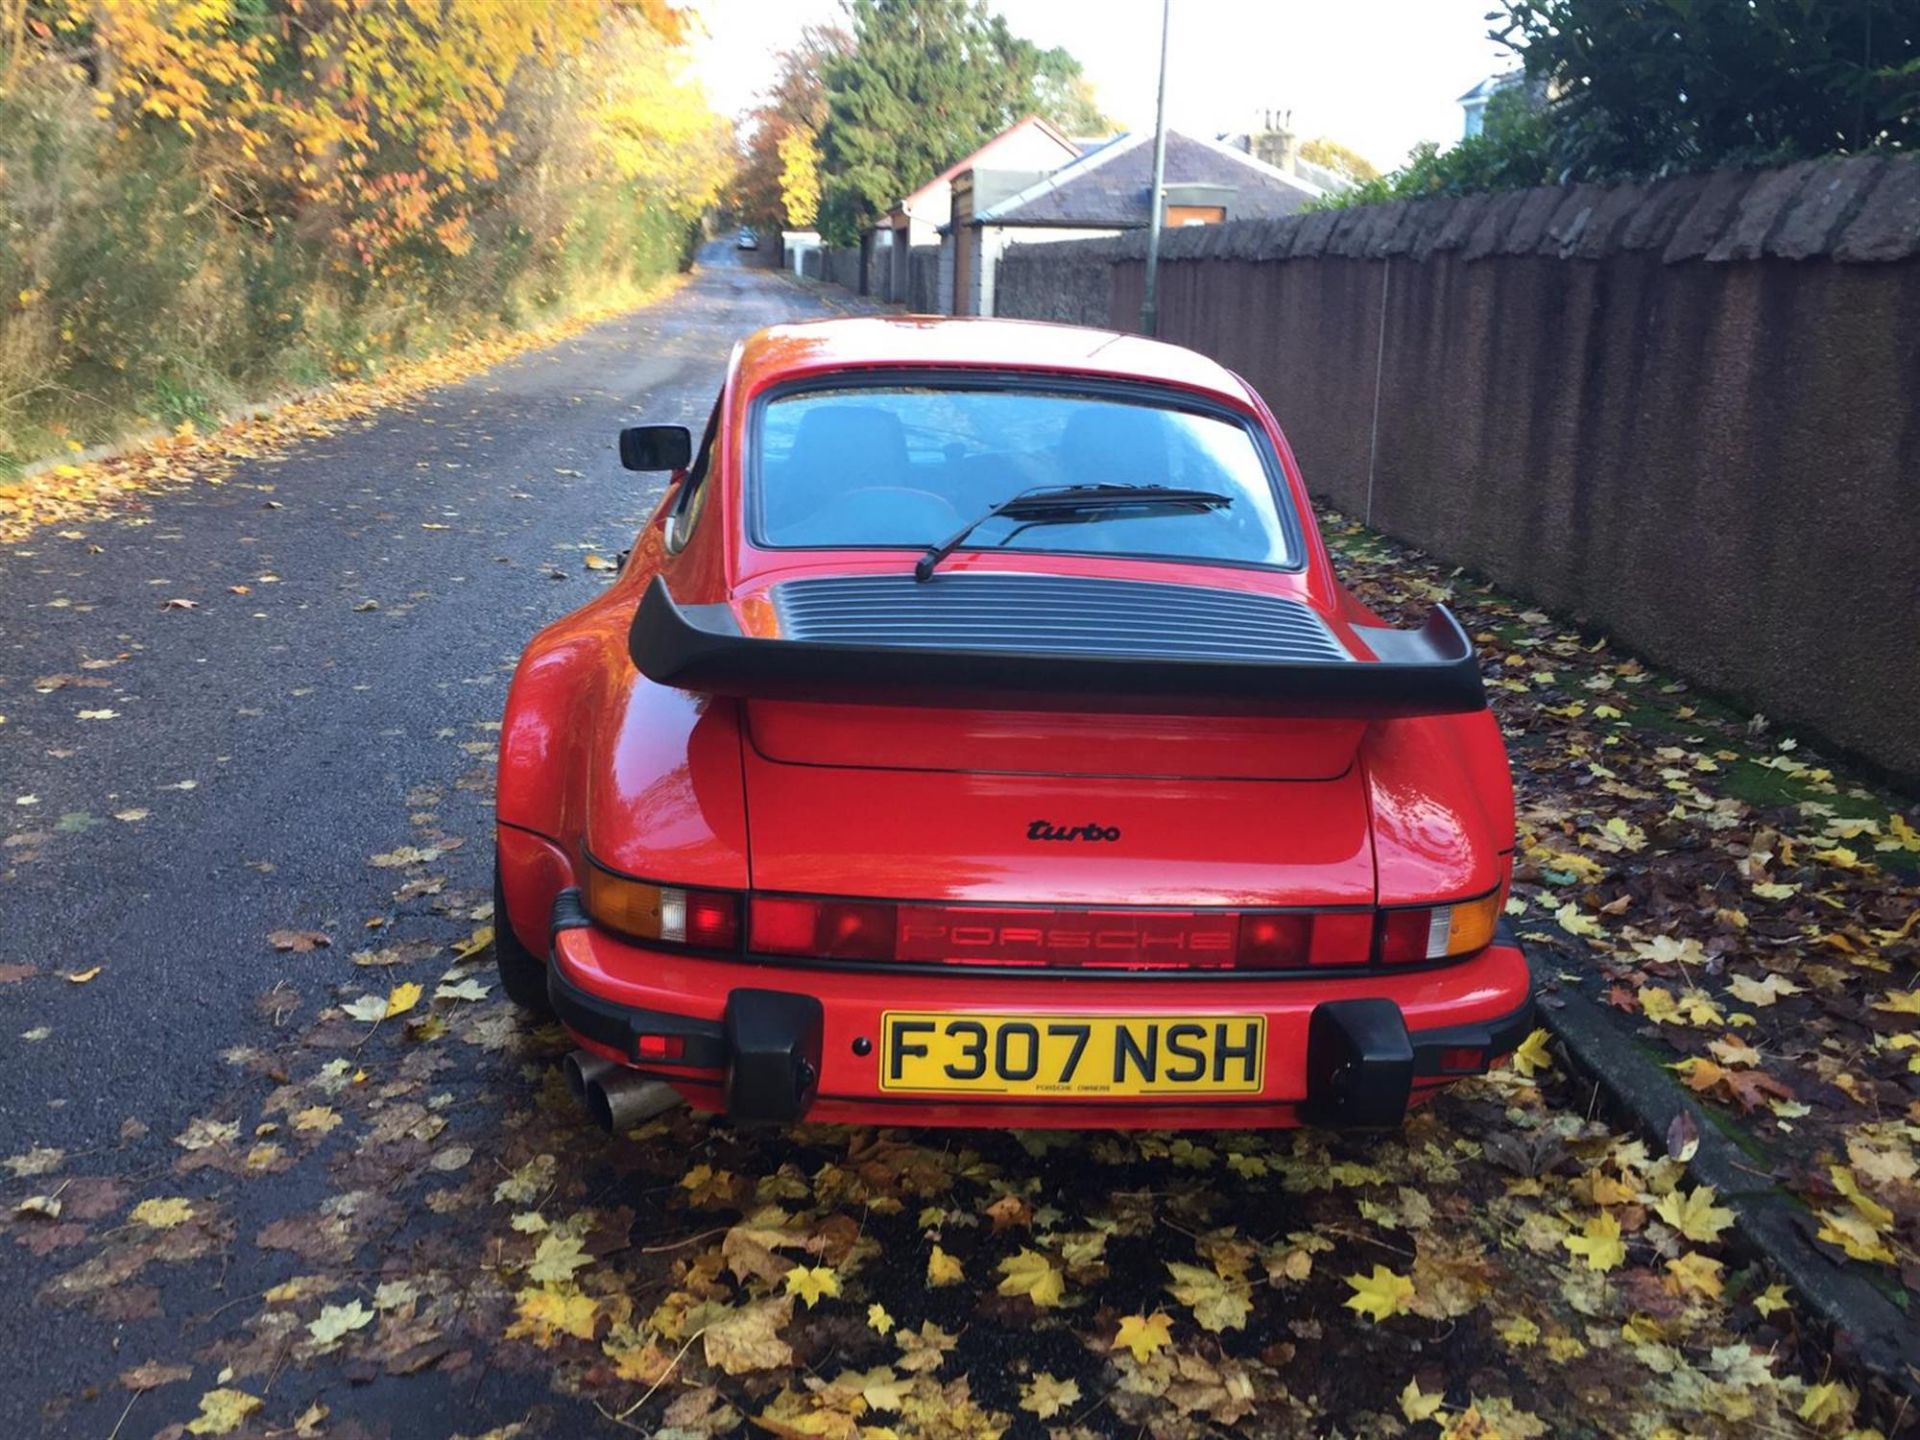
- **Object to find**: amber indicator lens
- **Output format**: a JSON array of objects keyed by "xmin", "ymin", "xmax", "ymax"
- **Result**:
[{"xmin": 582, "ymin": 868, "xmax": 739, "ymax": 949}]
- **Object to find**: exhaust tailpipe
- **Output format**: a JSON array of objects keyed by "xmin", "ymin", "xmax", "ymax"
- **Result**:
[
  {"xmin": 563, "ymin": 1049, "xmax": 619, "ymax": 1103},
  {"xmin": 584, "ymin": 1070, "xmax": 684, "ymax": 1133}
]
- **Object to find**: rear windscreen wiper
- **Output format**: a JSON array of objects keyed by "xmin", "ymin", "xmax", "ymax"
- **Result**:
[{"xmin": 914, "ymin": 483, "xmax": 1233, "ymax": 582}]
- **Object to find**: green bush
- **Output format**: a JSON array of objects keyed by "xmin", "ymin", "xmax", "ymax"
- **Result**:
[
  {"xmin": 1317, "ymin": 0, "xmax": 1918, "ymax": 212},
  {"xmin": 1314, "ymin": 89, "xmax": 1555, "ymax": 210}
]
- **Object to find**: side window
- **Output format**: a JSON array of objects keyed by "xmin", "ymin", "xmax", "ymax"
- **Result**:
[{"xmin": 666, "ymin": 399, "xmax": 721, "ymax": 553}]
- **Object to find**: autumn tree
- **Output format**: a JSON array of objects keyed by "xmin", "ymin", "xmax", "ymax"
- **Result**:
[
  {"xmin": 0, "ymin": 0, "xmax": 728, "ymax": 466},
  {"xmin": 735, "ymin": 26, "xmax": 848, "ymax": 233},
  {"xmin": 1032, "ymin": 58, "xmax": 1113, "ymax": 138},
  {"xmin": 815, "ymin": 0, "xmax": 1104, "ymax": 243},
  {"xmin": 1299, "ymin": 137, "xmax": 1380, "ymax": 185},
  {"xmin": 776, "ymin": 127, "xmax": 822, "ymax": 227}
]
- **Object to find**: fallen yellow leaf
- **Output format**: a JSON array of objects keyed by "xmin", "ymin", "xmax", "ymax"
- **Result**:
[
  {"xmin": 1562, "ymin": 1211, "xmax": 1626, "ymax": 1272},
  {"xmin": 1508, "ymin": 1028, "xmax": 1553, "ymax": 1078},
  {"xmin": 1342, "ymin": 1264, "xmax": 1416, "ymax": 1323},
  {"xmin": 129, "ymin": 1197, "xmax": 195, "ymax": 1229},
  {"xmin": 1111, "ymin": 1311, "xmax": 1173, "ymax": 1364},
  {"xmin": 926, "ymin": 1244, "xmax": 964, "ymax": 1287},
  {"xmin": 1400, "ymin": 1377, "xmax": 1445, "ymax": 1422},
  {"xmin": 1653, "ymin": 1185, "xmax": 1733, "ymax": 1243},
  {"xmin": 784, "ymin": 1264, "xmax": 840, "ymax": 1308},
  {"xmin": 997, "ymin": 1248, "xmax": 1065, "ymax": 1308},
  {"xmin": 186, "ymin": 1388, "xmax": 263, "ymax": 1436}
]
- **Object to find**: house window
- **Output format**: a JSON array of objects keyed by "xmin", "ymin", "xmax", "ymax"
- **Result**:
[{"xmin": 1166, "ymin": 205, "xmax": 1226, "ymax": 226}]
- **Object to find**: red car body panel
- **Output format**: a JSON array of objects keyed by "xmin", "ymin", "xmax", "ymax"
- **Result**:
[{"xmin": 496, "ymin": 316, "xmax": 1530, "ymax": 1130}]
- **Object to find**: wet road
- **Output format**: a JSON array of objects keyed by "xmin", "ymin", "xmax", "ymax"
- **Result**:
[{"xmin": 0, "ymin": 247, "xmax": 849, "ymax": 1433}]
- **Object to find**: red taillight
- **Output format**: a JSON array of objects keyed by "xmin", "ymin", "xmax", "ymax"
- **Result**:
[
  {"xmin": 1377, "ymin": 894, "xmax": 1501, "ymax": 964},
  {"xmin": 1305, "ymin": 911, "xmax": 1373, "ymax": 966},
  {"xmin": 748, "ymin": 901, "xmax": 1379, "ymax": 971},
  {"xmin": 1378, "ymin": 907, "xmax": 1439, "ymax": 965},
  {"xmin": 733, "ymin": 894, "xmax": 1494, "ymax": 971},
  {"xmin": 749, "ymin": 896, "xmax": 894, "ymax": 961},
  {"xmin": 636, "ymin": 1033, "xmax": 686, "ymax": 1061},
  {"xmin": 1236, "ymin": 913, "xmax": 1311, "ymax": 967},
  {"xmin": 581, "ymin": 867, "xmax": 739, "ymax": 950},
  {"xmin": 684, "ymin": 890, "xmax": 740, "ymax": 949}
]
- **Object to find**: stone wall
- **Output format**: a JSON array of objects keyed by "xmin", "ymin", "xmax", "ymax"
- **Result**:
[
  {"xmin": 993, "ymin": 239, "xmax": 1115, "ymax": 325},
  {"xmin": 994, "ymin": 157, "xmax": 1920, "ymax": 783},
  {"xmin": 907, "ymin": 246, "xmax": 941, "ymax": 314},
  {"xmin": 821, "ymin": 245, "xmax": 863, "ymax": 292}
]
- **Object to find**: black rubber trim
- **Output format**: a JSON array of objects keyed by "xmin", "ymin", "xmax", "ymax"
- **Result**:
[
  {"xmin": 629, "ymin": 575, "xmax": 1485, "ymax": 717},
  {"xmin": 551, "ymin": 887, "xmax": 591, "ymax": 932},
  {"xmin": 546, "ymin": 954, "xmax": 729, "ymax": 1069}
]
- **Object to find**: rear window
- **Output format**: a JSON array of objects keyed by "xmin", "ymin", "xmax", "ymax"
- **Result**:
[{"xmin": 751, "ymin": 384, "xmax": 1297, "ymax": 569}]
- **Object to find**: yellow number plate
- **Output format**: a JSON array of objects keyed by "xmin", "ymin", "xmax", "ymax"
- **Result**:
[{"xmin": 879, "ymin": 1012, "xmax": 1266, "ymax": 1096}]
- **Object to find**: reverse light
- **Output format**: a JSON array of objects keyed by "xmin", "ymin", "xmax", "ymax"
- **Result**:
[
  {"xmin": 1377, "ymin": 891, "xmax": 1502, "ymax": 964},
  {"xmin": 581, "ymin": 866, "xmax": 740, "ymax": 949}
]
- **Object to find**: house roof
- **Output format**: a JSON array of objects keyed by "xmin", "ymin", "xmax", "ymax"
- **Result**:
[
  {"xmin": 897, "ymin": 115, "xmax": 1081, "ymax": 219},
  {"xmin": 1457, "ymin": 72, "xmax": 1521, "ymax": 106},
  {"xmin": 974, "ymin": 130, "xmax": 1324, "ymax": 228}
]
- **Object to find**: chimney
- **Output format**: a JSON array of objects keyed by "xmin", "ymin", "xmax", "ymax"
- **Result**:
[{"xmin": 1251, "ymin": 107, "xmax": 1297, "ymax": 175}]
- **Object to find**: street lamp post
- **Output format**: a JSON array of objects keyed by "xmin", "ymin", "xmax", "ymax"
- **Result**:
[{"xmin": 1140, "ymin": 0, "xmax": 1171, "ymax": 336}]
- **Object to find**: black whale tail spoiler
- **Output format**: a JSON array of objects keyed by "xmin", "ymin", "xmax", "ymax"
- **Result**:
[{"xmin": 627, "ymin": 574, "xmax": 1485, "ymax": 718}]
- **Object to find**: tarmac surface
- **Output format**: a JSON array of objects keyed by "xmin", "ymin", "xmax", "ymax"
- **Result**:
[{"xmin": 0, "ymin": 242, "xmax": 842, "ymax": 1434}]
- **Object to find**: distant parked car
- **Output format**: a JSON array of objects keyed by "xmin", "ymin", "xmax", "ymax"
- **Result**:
[
  {"xmin": 495, "ymin": 317, "xmax": 1529, "ymax": 1135},
  {"xmin": 736, "ymin": 228, "xmax": 758, "ymax": 250}
]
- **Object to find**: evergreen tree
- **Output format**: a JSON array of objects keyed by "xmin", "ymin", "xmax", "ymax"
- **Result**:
[{"xmin": 815, "ymin": 0, "xmax": 1103, "ymax": 243}]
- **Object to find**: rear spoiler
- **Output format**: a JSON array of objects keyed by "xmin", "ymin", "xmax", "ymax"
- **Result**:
[{"xmin": 629, "ymin": 576, "xmax": 1484, "ymax": 717}]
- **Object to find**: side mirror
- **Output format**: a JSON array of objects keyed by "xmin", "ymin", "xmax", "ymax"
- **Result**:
[{"xmin": 619, "ymin": 424, "xmax": 692, "ymax": 472}]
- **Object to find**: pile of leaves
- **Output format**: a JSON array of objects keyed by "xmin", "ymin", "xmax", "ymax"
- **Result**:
[
  {"xmin": 5, "ymin": 986, "xmax": 1882, "ymax": 1438},
  {"xmin": 1324, "ymin": 514, "xmax": 1920, "ymax": 1314}
]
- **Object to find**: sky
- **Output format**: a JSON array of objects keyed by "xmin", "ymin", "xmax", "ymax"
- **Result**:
[{"xmin": 690, "ymin": 0, "xmax": 1516, "ymax": 172}]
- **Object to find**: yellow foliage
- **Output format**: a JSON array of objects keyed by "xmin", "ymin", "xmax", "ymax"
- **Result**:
[
  {"xmin": 997, "ymin": 1248, "xmax": 1066, "ymax": 1308},
  {"xmin": 778, "ymin": 125, "xmax": 823, "ymax": 228},
  {"xmin": 591, "ymin": 14, "xmax": 735, "ymax": 221},
  {"xmin": 926, "ymin": 1244, "xmax": 964, "ymax": 1287}
]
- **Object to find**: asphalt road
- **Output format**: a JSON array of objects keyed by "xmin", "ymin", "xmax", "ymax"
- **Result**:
[{"xmin": 0, "ymin": 244, "xmax": 842, "ymax": 1433}]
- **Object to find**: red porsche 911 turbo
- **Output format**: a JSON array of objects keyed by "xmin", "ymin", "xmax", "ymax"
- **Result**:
[{"xmin": 495, "ymin": 316, "xmax": 1531, "ymax": 1133}]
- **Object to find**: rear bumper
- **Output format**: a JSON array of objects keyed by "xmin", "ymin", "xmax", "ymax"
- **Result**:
[{"xmin": 547, "ymin": 893, "xmax": 1532, "ymax": 1130}]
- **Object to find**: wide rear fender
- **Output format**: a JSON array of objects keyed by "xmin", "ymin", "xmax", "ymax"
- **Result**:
[
  {"xmin": 1362, "ymin": 710, "xmax": 1514, "ymax": 904},
  {"xmin": 499, "ymin": 603, "xmax": 626, "ymax": 845},
  {"xmin": 581, "ymin": 679, "xmax": 751, "ymax": 887}
]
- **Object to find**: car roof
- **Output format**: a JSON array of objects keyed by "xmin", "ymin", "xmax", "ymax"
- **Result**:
[{"xmin": 734, "ymin": 316, "xmax": 1253, "ymax": 407}]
